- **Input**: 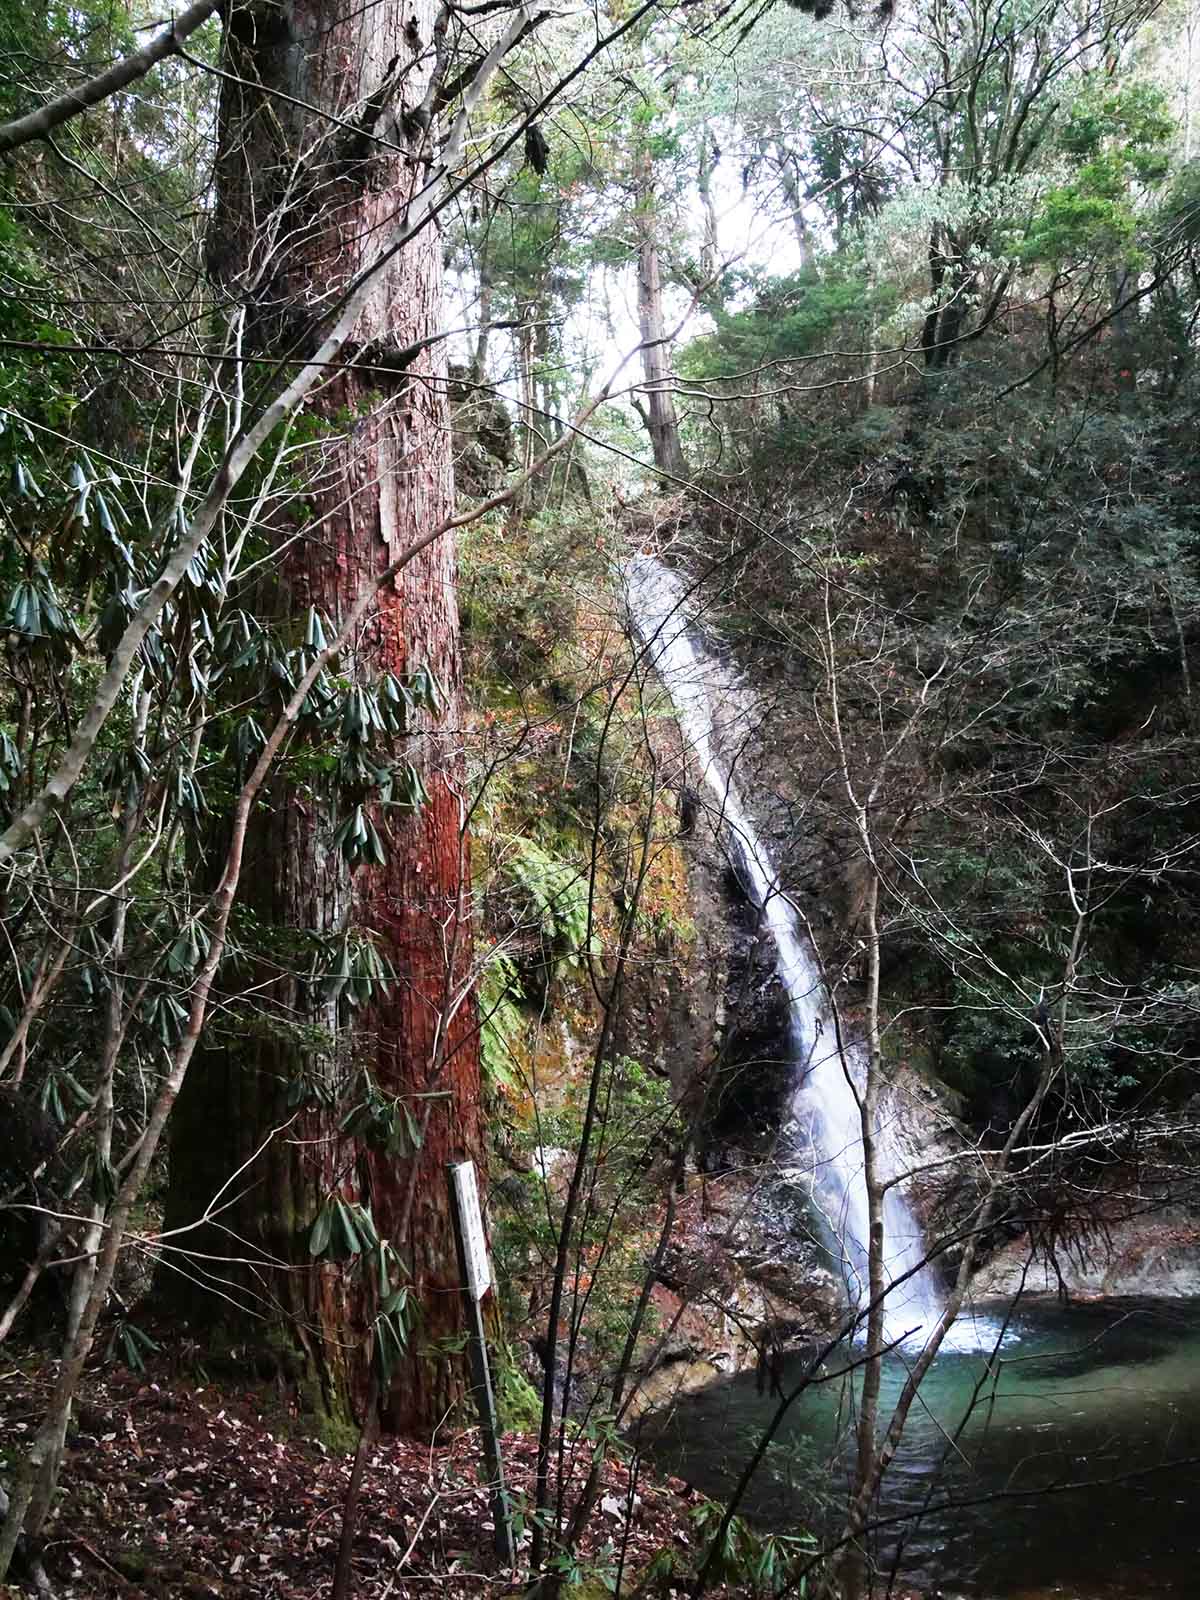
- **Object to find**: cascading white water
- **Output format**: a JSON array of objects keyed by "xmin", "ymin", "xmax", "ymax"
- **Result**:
[{"xmin": 624, "ymin": 554, "xmax": 946, "ymax": 1346}]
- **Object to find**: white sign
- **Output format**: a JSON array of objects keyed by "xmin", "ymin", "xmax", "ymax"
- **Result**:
[{"xmin": 450, "ymin": 1161, "xmax": 491, "ymax": 1301}]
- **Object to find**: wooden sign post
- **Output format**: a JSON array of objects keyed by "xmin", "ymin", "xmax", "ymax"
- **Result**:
[{"xmin": 446, "ymin": 1161, "xmax": 515, "ymax": 1565}]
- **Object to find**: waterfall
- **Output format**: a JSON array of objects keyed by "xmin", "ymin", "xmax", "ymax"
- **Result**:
[{"xmin": 624, "ymin": 554, "xmax": 946, "ymax": 1346}]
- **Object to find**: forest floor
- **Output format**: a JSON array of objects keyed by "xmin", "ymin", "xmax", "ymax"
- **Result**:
[{"xmin": 0, "ymin": 1345, "xmax": 746, "ymax": 1600}]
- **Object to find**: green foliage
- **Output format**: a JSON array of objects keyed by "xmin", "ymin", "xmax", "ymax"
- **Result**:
[
  {"xmin": 686, "ymin": 1498, "xmax": 816, "ymax": 1595},
  {"xmin": 478, "ymin": 951, "xmax": 525, "ymax": 1091},
  {"xmin": 308, "ymin": 1198, "xmax": 382, "ymax": 1263},
  {"xmin": 494, "ymin": 1350, "xmax": 542, "ymax": 1429},
  {"xmin": 372, "ymin": 1286, "xmax": 411, "ymax": 1386},
  {"xmin": 1023, "ymin": 84, "xmax": 1173, "ymax": 266},
  {"xmin": 688, "ymin": 209, "xmax": 1200, "ymax": 1155},
  {"xmin": 502, "ymin": 835, "xmax": 597, "ymax": 976},
  {"xmin": 166, "ymin": 918, "xmax": 211, "ymax": 977},
  {"xmin": 0, "ymin": 0, "xmax": 1197, "ymax": 1548},
  {"xmin": 1059, "ymin": 84, "xmax": 1174, "ymax": 181},
  {"xmin": 1022, "ymin": 164, "xmax": 1139, "ymax": 264},
  {"xmin": 337, "ymin": 1073, "xmax": 426, "ymax": 1158},
  {"xmin": 331, "ymin": 803, "xmax": 389, "ymax": 867},
  {"xmin": 307, "ymin": 1194, "xmax": 412, "ymax": 1383},
  {"xmin": 4, "ymin": 569, "xmax": 78, "ymax": 648},
  {"xmin": 682, "ymin": 261, "xmax": 885, "ymax": 382},
  {"xmin": 1156, "ymin": 161, "xmax": 1200, "ymax": 246},
  {"xmin": 489, "ymin": 1051, "xmax": 679, "ymax": 1378},
  {"xmin": 104, "ymin": 1319, "xmax": 161, "ymax": 1375},
  {"xmin": 38, "ymin": 1064, "xmax": 89, "ymax": 1126},
  {"xmin": 312, "ymin": 931, "xmax": 396, "ymax": 1011},
  {"xmin": 460, "ymin": 508, "xmax": 604, "ymax": 691}
]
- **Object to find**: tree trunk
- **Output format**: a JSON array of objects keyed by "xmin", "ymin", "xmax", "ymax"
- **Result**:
[
  {"xmin": 921, "ymin": 230, "xmax": 947, "ymax": 368},
  {"xmin": 163, "ymin": 0, "xmax": 483, "ymax": 1435},
  {"xmin": 698, "ymin": 133, "xmax": 721, "ymax": 283},
  {"xmin": 1109, "ymin": 268, "xmax": 1139, "ymax": 411},
  {"xmin": 634, "ymin": 183, "xmax": 685, "ymax": 480},
  {"xmin": 773, "ymin": 140, "xmax": 814, "ymax": 273},
  {"xmin": 473, "ymin": 258, "xmax": 494, "ymax": 385},
  {"xmin": 472, "ymin": 197, "xmax": 495, "ymax": 386}
]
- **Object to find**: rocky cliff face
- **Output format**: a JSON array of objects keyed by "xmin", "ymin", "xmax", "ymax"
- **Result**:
[
  {"xmin": 471, "ymin": 532, "xmax": 1200, "ymax": 1437},
  {"xmin": 972, "ymin": 1209, "xmax": 1200, "ymax": 1300},
  {"xmin": 623, "ymin": 1166, "xmax": 842, "ymax": 1419}
]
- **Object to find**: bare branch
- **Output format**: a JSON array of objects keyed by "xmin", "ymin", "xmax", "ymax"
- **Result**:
[{"xmin": 0, "ymin": 1, "xmax": 220, "ymax": 157}]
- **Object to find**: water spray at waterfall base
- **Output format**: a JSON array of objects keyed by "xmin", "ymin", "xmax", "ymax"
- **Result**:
[{"xmin": 623, "ymin": 554, "xmax": 954, "ymax": 1350}]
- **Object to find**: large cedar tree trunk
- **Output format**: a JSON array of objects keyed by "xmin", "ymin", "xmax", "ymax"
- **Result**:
[{"xmin": 163, "ymin": 0, "xmax": 484, "ymax": 1435}]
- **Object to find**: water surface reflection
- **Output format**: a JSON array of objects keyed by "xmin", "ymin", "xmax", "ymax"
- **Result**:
[{"xmin": 642, "ymin": 1299, "xmax": 1200, "ymax": 1596}]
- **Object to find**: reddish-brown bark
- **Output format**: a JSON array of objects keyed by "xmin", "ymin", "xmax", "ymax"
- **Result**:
[{"xmin": 163, "ymin": 0, "xmax": 483, "ymax": 1434}]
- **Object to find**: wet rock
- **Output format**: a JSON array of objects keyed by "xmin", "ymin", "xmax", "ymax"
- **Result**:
[
  {"xmin": 880, "ymin": 1066, "xmax": 983, "ymax": 1280},
  {"xmin": 973, "ymin": 1207, "xmax": 1200, "ymax": 1301},
  {"xmin": 705, "ymin": 939, "xmax": 793, "ymax": 1152},
  {"xmin": 622, "ymin": 1162, "xmax": 843, "ymax": 1421}
]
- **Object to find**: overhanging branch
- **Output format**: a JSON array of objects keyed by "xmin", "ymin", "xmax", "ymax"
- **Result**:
[{"xmin": 0, "ymin": 0, "xmax": 220, "ymax": 157}]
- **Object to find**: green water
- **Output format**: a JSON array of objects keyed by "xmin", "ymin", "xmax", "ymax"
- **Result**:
[{"xmin": 642, "ymin": 1299, "xmax": 1200, "ymax": 1597}]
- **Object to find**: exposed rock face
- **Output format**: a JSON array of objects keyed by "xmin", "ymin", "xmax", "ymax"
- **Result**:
[
  {"xmin": 612, "ymin": 710, "xmax": 798, "ymax": 1167},
  {"xmin": 610, "ymin": 822, "xmax": 728, "ymax": 1112},
  {"xmin": 707, "ymin": 953, "xmax": 793, "ymax": 1155},
  {"xmin": 880, "ymin": 1066, "xmax": 986, "ymax": 1283},
  {"xmin": 973, "ymin": 1208, "xmax": 1200, "ymax": 1301},
  {"xmin": 624, "ymin": 1168, "xmax": 841, "ymax": 1419}
]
